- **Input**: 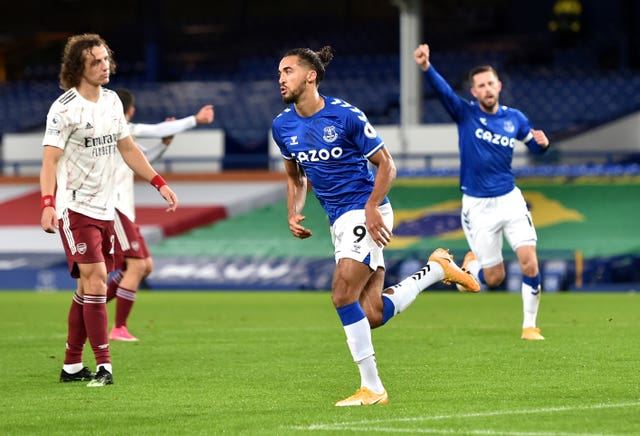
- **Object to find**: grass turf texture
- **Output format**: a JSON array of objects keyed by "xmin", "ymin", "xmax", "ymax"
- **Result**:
[{"xmin": 1, "ymin": 291, "xmax": 639, "ymax": 435}]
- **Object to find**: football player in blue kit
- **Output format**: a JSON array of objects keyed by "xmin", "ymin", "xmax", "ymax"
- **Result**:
[
  {"xmin": 414, "ymin": 43, "xmax": 550, "ymax": 341},
  {"xmin": 272, "ymin": 45, "xmax": 480, "ymax": 407}
]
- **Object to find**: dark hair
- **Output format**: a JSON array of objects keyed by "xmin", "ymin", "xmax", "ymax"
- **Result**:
[
  {"xmin": 284, "ymin": 45, "xmax": 334, "ymax": 84},
  {"xmin": 115, "ymin": 88, "xmax": 134, "ymax": 113},
  {"xmin": 59, "ymin": 33, "xmax": 116, "ymax": 90},
  {"xmin": 468, "ymin": 65, "xmax": 499, "ymax": 86}
]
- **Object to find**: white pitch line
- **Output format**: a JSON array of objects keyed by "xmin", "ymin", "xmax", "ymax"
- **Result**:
[
  {"xmin": 309, "ymin": 426, "xmax": 610, "ymax": 435},
  {"xmin": 291, "ymin": 400, "xmax": 640, "ymax": 433}
]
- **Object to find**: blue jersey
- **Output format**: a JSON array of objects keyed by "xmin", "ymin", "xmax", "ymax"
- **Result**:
[
  {"xmin": 425, "ymin": 66, "xmax": 547, "ymax": 197},
  {"xmin": 272, "ymin": 95, "xmax": 389, "ymax": 224}
]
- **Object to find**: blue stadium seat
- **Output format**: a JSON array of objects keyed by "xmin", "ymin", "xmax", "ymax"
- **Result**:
[{"xmin": 1, "ymin": 48, "xmax": 639, "ymax": 157}]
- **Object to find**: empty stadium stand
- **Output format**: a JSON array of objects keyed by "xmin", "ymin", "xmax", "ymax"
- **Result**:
[{"xmin": 1, "ymin": 0, "xmax": 639, "ymax": 170}]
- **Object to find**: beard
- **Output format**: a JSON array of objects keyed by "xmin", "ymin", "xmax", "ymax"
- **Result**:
[
  {"xmin": 281, "ymin": 84, "xmax": 303, "ymax": 104},
  {"xmin": 479, "ymin": 96, "xmax": 498, "ymax": 113}
]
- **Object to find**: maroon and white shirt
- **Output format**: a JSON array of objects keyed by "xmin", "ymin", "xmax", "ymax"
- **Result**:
[{"xmin": 42, "ymin": 87, "xmax": 130, "ymax": 220}]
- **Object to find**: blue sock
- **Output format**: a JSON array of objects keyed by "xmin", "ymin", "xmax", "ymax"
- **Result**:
[
  {"xmin": 478, "ymin": 269, "xmax": 486, "ymax": 285},
  {"xmin": 381, "ymin": 295, "xmax": 396, "ymax": 325},
  {"xmin": 522, "ymin": 274, "xmax": 541, "ymax": 290},
  {"xmin": 336, "ymin": 301, "xmax": 366, "ymax": 326}
]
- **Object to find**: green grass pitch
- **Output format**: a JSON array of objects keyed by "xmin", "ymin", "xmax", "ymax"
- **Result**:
[{"xmin": 1, "ymin": 290, "xmax": 639, "ymax": 435}]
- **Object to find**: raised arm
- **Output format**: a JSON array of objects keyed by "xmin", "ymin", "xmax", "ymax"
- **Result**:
[
  {"xmin": 414, "ymin": 43, "xmax": 466, "ymax": 122},
  {"xmin": 130, "ymin": 104, "xmax": 214, "ymax": 138},
  {"xmin": 413, "ymin": 43, "xmax": 432, "ymax": 71}
]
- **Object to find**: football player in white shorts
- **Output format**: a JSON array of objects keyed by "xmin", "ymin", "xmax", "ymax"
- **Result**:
[
  {"xmin": 273, "ymin": 45, "xmax": 479, "ymax": 407},
  {"xmin": 416, "ymin": 43, "xmax": 550, "ymax": 340}
]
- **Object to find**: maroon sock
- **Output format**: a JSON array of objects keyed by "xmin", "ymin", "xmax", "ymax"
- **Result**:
[
  {"xmin": 115, "ymin": 286, "xmax": 137, "ymax": 328},
  {"xmin": 106, "ymin": 271, "xmax": 123, "ymax": 302},
  {"xmin": 83, "ymin": 294, "xmax": 111, "ymax": 366},
  {"xmin": 64, "ymin": 292, "xmax": 87, "ymax": 365}
]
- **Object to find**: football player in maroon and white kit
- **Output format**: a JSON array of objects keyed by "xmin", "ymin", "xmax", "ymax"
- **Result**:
[
  {"xmin": 40, "ymin": 33, "xmax": 178, "ymax": 387},
  {"xmin": 107, "ymin": 88, "xmax": 214, "ymax": 342}
]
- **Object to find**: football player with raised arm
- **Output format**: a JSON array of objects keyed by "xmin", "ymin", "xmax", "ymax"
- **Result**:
[
  {"xmin": 271, "ymin": 45, "xmax": 479, "ymax": 407},
  {"xmin": 414, "ymin": 43, "xmax": 550, "ymax": 340},
  {"xmin": 40, "ymin": 33, "xmax": 178, "ymax": 387},
  {"xmin": 106, "ymin": 88, "xmax": 214, "ymax": 342}
]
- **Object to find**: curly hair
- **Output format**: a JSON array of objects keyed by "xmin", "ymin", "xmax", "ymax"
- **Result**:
[
  {"xmin": 283, "ymin": 45, "xmax": 334, "ymax": 85},
  {"xmin": 59, "ymin": 33, "xmax": 116, "ymax": 90}
]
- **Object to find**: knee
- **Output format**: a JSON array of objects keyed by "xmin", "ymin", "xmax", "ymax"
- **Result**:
[
  {"xmin": 127, "ymin": 258, "xmax": 150, "ymax": 279},
  {"xmin": 520, "ymin": 259, "xmax": 539, "ymax": 277},
  {"xmin": 86, "ymin": 274, "xmax": 107, "ymax": 294},
  {"xmin": 516, "ymin": 246, "xmax": 539, "ymax": 277},
  {"xmin": 483, "ymin": 268, "xmax": 506, "ymax": 287},
  {"xmin": 331, "ymin": 290, "xmax": 351, "ymax": 309},
  {"xmin": 522, "ymin": 264, "xmax": 539, "ymax": 277},
  {"xmin": 331, "ymin": 273, "xmax": 356, "ymax": 308}
]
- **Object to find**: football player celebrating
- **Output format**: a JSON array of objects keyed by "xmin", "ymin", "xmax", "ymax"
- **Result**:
[
  {"xmin": 272, "ymin": 45, "xmax": 479, "ymax": 406},
  {"xmin": 414, "ymin": 43, "xmax": 550, "ymax": 340}
]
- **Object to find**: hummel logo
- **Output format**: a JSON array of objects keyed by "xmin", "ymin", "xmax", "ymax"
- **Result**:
[
  {"xmin": 411, "ymin": 265, "xmax": 429, "ymax": 281},
  {"xmin": 411, "ymin": 270, "xmax": 425, "ymax": 281},
  {"xmin": 290, "ymin": 136, "xmax": 298, "ymax": 145},
  {"xmin": 479, "ymin": 117, "xmax": 487, "ymax": 126},
  {"xmin": 85, "ymin": 122, "xmax": 93, "ymax": 129}
]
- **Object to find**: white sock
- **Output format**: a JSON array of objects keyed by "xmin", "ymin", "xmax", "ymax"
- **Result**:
[
  {"xmin": 521, "ymin": 282, "xmax": 541, "ymax": 328},
  {"xmin": 343, "ymin": 317, "xmax": 383, "ymax": 392},
  {"xmin": 356, "ymin": 355, "xmax": 385, "ymax": 393},
  {"xmin": 383, "ymin": 261, "xmax": 444, "ymax": 315},
  {"xmin": 465, "ymin": 258, "xmax": 481, "ymax": 279},
  {"xmin": 63, "ymin": 363, "xmax": 84, "ymax": 374},
  {"xmin": 98, "ymin": 363, "xmax": 113, "ymax": 374}
]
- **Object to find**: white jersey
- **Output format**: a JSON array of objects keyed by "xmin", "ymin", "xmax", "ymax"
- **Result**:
[
  {"xmin": 42, "ymin": 87, "xmax": 130, "ymax": 221},
  {"xmin": 114, "ymin": 116, "xmax": 197, "ymax": 220}
]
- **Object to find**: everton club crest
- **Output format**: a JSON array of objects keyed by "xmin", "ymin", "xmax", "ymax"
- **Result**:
[{"xmin": 323, "ymin": 125, "xmax": 338, "ymax": 143}]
